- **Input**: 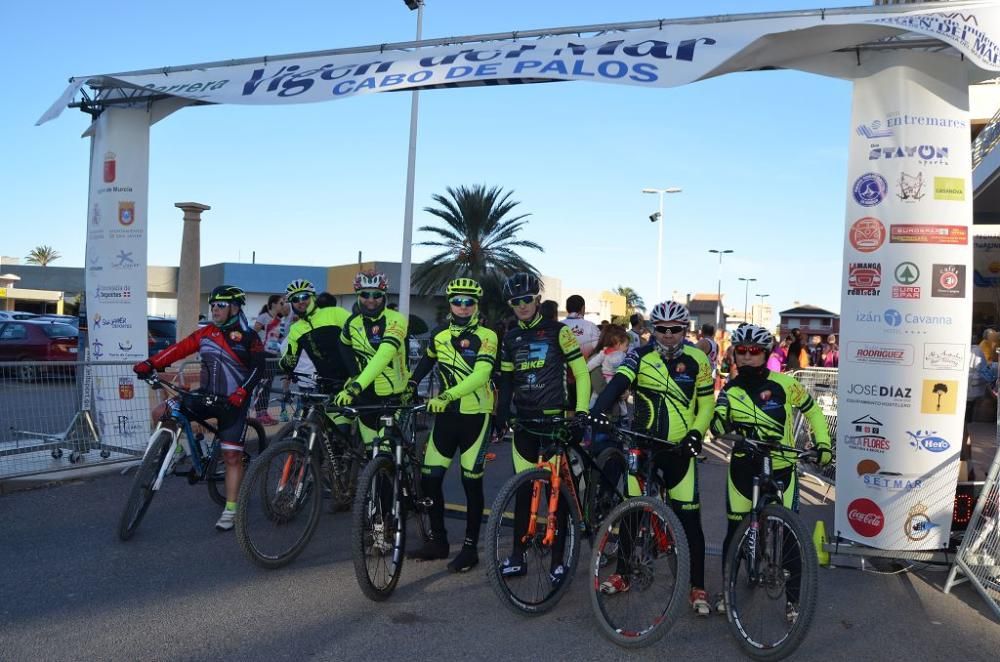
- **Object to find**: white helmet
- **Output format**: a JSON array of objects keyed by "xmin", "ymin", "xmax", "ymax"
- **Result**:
[
  {"xmin": 649, "ymin": 300, "xmax": 690, "ymax": 324},
  {"xmin": 730, "ymin": 324, "xmax": 774, "ymax": 352}
]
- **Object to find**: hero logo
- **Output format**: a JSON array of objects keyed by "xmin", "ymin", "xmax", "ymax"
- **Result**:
[
  {"xmin": 847, "ymin": 342, "xmax": 913, "ymax": 366},
  {"xmin": 906, "ymin": 429, "xmax": 950, "ymax": 453},
  {"xmin": 847, "ymin": 498, "xmax": 884, "ymax": 537},
  {"xmin": 845, "ymin": 414, "xmax": 891, "ymax": 453},
  {"xmin": 847, "ymin": 262, "xmax": 881, "ymax": 296}
]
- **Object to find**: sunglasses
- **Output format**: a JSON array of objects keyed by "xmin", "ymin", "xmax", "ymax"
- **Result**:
[
  {"xmin": 359, "ymin": 291, "xmax": 385, "ymax": 300},
  {"xmin": 508, "ymin": 295, "xmax": 535, "ymax": 307},
  {"xmin": 209, "ymin": 301, "xmax": 231, "ymax": 310},
  {"xmin": 288, "ymin": 293, "xmax": 312, "ymax": 303},
  {"xmin": 735, "ymin": 345, "xmax": 766, "ymax": 356},
  {"xmin": 449, "ymin": 297, "xmax": 477, "ymax": 307},
  {"xmin": 654, "ymin": 325, "xmax": 686, "ymax": 335}
]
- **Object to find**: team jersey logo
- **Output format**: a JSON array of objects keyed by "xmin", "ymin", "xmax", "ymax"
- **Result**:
[
  {"xmin": 371, "ymin": 325, "xmax": 381, "ymax": 335},
  {"xmin": 460, "ymin": 339, "xmax": 470, "ymax": 348},
  {"xmin": 675, "ymin": 363, "xmax": 686, "ymax": 374},
  {"xmin": 229, "ymin": 331, "xmax": 243, "ymax": 342}
]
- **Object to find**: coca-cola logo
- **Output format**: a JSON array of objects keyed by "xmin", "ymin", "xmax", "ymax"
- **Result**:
[{"xmin": 847, "ymin": 498, "xmax": 884, "ymax": 537}]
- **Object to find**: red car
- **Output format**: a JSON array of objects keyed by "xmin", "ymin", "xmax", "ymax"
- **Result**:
[{"xmin": 0, "ymin": 320, "xmax": 79, "ymax": 381}]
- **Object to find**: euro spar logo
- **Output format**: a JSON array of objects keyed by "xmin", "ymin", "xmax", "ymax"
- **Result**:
[
  {"xmin": 848, "ymin": 498, "xmax": 884, "ymax": 538},
  {"xmin": 849, "ymin": 217, "xmax": 886, "ymax": 253}
]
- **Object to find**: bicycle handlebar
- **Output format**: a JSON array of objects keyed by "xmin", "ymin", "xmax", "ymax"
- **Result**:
[
  {"xmin": 720, "ymin": 432, "xmax": 820, "ymax": 462},
  {"xmin": 141, "ymin": 374, "xmax": 223, "ymax": 407}
]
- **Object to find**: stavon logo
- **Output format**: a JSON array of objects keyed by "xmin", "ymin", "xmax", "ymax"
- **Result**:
[
  {"xmin": 868, "ymin": 144, "xmax": 948, "ymax": 165},
  {"xmin": 847, "ymin": 498, "xmax": 884, "ymax": 537}
]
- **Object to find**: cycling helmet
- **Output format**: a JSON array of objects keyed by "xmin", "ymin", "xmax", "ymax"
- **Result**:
[
  {"xmin": 446, "ymin": 277, "xmax": 483, "ymax": 299},
  {"xmin": 286, "ymin": 279, "xmax": 316, "ymax": 297},
  {"xmin": 730, "ymin": 324, "xmax": 774, "ymax": 352},
  {"xmin": 502, "ymin": 273, "xmax": 541, "ymax": 300},
  {"xmin": 354, "ymin": 271, "xmax": 389, "ymax": 292},
  {"xmin": 649, "ymin": 300, "xmax": 690, "ymax": 324},
  {"xmin": 209, "ymin": 285, "xmax": 246, "ymax": 306}
]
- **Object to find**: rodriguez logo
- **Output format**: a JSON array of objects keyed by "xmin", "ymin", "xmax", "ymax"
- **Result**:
[
  {"xmin": 847, "ymin": 498, "xmax": 884, "ymax": 537},
  {"xmin": 852, "ymin": 173, "xmax": 887, "ymax": 207},
  {"xmin": 847, "ymin": 342, "xmax": 913, "ymax": 366},
  {"xmin": 849, "ymin": 217, "xmax": 886, "ymax": 253}
]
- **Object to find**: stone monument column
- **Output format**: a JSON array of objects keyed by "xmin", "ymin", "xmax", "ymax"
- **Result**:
[{"xmin": 174, "ymin": 202, "xmax": 210, "ymax": 338}]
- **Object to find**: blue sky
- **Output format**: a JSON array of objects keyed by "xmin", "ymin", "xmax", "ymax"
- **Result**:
[{"xmin": 4, "ymin": 0, "xmax": 865, "ymax": 319}]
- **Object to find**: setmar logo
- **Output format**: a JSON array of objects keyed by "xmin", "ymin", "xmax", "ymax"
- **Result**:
[
  {"xmin": 890, "ymin": 224, "xmax": 968, "ymax": 245},
  {"xmin": 853, "ymin": 173, "xmax": 887, "ymax": 207},
  {"xmin": 920, "ymin": 380, "xmax": 958, "ymax": 415},
  {"xmin": 931, "ymin": 264, "xmax": 966, "ymax": 298},
  {"xmin": 847, "ymin": 262, "xmax": 881, "ymax": 296},
  {"xmin": 896, "ymin": 172, "xmax": 924, "ymax": 202},
  {"xmin": 857, "ymin": 459, "xmax": 923, "ymax": 491},
  {"xmin": 934, "ymin": 176, "xmax": 965, "ymax": 201},
  {"xmin": 907, "ymin": 429, "xmax": 950, "ymax": 453},
  {"xmin": 923, "ymin": 343, "xmax": 964, "ymax": 371},
  {"xmin": 849, "ymin": 217, "xmax": 886, "ymax": 253}
]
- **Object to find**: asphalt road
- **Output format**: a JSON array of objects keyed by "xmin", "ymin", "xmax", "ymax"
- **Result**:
[{"xmin": 1, "ymin": 439, "xmax": 999, "ymax": 661}]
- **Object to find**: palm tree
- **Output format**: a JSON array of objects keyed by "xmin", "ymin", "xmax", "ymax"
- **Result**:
[
  {"xmin": 25, "ymin": 245, "xmax": 61, "ymax": 266},
  {"xmin": 413, "ymin": 185, "xmax": 543, "ymax": 322},
  {"xmin": 615, "ymin": 286, "xmax": 646, "ymax": 316}
]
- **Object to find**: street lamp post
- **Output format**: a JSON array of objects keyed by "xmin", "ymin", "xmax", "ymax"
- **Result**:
[
  {"xmin": 642, "ymin": 187, "xmax": 682, "ymax": 302},
  {"xmin": 738, "ymin": 277, "xmax": 757, "ymax": 322},
  {"xmin": 755, "ymin": 293, "xmax": 770, "ymax": 325},
  {"xmin": 398, "ymin": 0, "xmax": 424, "ymax": 319},
  {"xmin": 708, "ymin": 249, "xmax": 733, "ymax": 330}
]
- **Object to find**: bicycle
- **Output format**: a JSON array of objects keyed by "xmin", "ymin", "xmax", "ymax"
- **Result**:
[
  {"xmin": 589, "ymin": 426, "xmax": 691, "ymax": 648},
  {"xmin": 234, "ymin": 373, "xmax": 366, "ymax": 569},
  {"xmin": 117, "ymin": 375, "xmax": 267, "ymax": 541},
  {"xmin": 484, "ymin": 416, "xmax": 628, "ymax": 616},
  {"xmin": 351, "ymin": 403, "xmax": 432, "ymax": 601},
  {"xmin": 718, "ymin": 433, "xmax": 820, "ymax": 661}
]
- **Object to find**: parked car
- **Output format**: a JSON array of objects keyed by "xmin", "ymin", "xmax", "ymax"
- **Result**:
[
  {"xmin": 147, "ymin": 317, "xmax": 176, "ymax": 357},
  {"xmin": 0, "ymin": 311, "xmax": 38, "ymax": 321},
  {"xmin": 0, "ymin": 320, "xmax": 79, "ymax": 381},
  {"xmin": 34, "ymin": 314, "xmax": 78, "ymax": 326}
]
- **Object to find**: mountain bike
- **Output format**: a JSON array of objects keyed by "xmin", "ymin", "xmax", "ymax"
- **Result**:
[
  {"xmin": 718, "ymin": 433, "xmax": 819, "ymax": 661},
  {"xmin": 117, "ymin": 375, "xmax": 267, "ymax": 541},
  {"xmin": 351, "ymin": 403, "xmax": 431, "ymax": 601},
  {"xmin": 484, "ymin": 416, "xmax": 627, "ymax": 616},
  {"xmin": 589, "ymin": 426, "xmax": 691, "ymax": 648},
  {"xmin": 234, "ymin": 373, "xmax": 365, "ymax": 569}
]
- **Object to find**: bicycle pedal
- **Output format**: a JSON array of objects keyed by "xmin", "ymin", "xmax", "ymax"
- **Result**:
[{"xmin": 416, "ymin": 498, "xmax": 434, "ymax": 508}]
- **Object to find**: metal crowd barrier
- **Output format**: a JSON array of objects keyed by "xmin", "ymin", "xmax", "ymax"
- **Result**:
[
  {"xmin": 0, "ymin": 359, "xmax": 201, "ymax": 480},
  {"xmin": 788, "ymin": 368, "xmax": 838, "ymax": 488}
]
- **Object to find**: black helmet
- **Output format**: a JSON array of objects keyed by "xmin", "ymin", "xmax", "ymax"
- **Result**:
[
  {"xmin": 502, "ymin": 273, "xmax": 540, "ymax": 301},
  {"xmin": 209, "ymin": 285, "xmax": 246, "ymax": 306}
]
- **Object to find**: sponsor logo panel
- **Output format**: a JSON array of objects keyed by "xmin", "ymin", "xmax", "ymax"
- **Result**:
[
  {"xmin": 890, "ymin": 224, "xmax": 967, "ymax": 245},
  {"xmin": 846, "ymin": 342, "xmax": 913, "ymax": 366},
  {"xmin": 919, "ymin": 380, "xmax": 958, "ymax": 415},
  {"xmin": 847, "ymin": 262, "xmax": 881, "ymax": 296},
  {"xmin": 847, "ymin": 498, "xmax": 885, "ymax": 537},
  {"xmin": 931, "ymin": 264, "xmax": 966, "ymax": 298},
  {"xmin": 895, "ymin": 171, "xmax": 924, "ymax": 203},
  {"xmin": 923, "ymin": 343, "xmax": 964, "ymax": 371},
  {"xmin": 933, "ymin": 176, "xmax": 965, "ymax": 201},
  {"xmin": 853, "ymin": 172, "xmax": 888, "ymax": 207},
  {"xmin": 849, "ymin": 217, "xmax": 886, "ymax": 253}
]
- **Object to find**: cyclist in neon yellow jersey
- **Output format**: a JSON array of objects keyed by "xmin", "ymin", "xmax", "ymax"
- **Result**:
[{"xmin": 405, "ymin": 278, "xmax": 498, "ymax": 572}]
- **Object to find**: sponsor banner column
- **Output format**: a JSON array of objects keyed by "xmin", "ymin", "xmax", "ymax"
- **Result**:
[
  {"xmin": 85, "ymin": 108, "xmax": 151, "ymax": 445},
  {"xmin": 837, "ymin": 60, "xmax": 972, "ymax": 550}
]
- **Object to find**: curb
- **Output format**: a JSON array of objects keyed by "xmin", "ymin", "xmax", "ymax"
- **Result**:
[{"xmin": 0, "ymin": 460, "xmax": 140, "ymax": 495}]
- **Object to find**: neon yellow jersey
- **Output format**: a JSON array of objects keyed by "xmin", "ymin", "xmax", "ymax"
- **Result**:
[
  {"xmin": 711, "ymin": 370, "xmax": 831, "ymax": 469},
  {"xmin": 615, "ymin": 343, "xmax": 714, "ymax": 443},
  {"xmin": 340, "ymin": 308, "xmax": 409, "ymax": 396},
  {"xmin": 425, "ymin": 322, "xmax": 498, "ymax": 415}
]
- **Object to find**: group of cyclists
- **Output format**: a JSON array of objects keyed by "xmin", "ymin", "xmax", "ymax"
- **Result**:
[{"xmin": 132, "ymin": 269, "xmax": 832, "ymax": 616}]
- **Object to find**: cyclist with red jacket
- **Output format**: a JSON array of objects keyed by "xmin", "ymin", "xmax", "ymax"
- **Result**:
[{"xmin": 133, "ymin": 285, "xmax": 264, "ymax": 531}]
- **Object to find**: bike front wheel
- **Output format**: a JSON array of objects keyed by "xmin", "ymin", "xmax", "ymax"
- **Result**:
[
  {"xmin": 485, "ymin": 468, "xmax": 581, "ymax": 616},
  {"xmin": 723, "ymin": 505, "xmax": 818, "ymax": 661},
  {"xmin": 117, "ymin": 429, "xmax": 173, "ymax": 541},
  {"xmin": 351, "ymin": 455, "xmax": 404, "ymax": 601},
  {"xmin": 235, "ymin": 435, "xmax": 322, "ymax": 569},
  {"xmin": 589, "ymin": 496, "xmax": 690, "ymax": 648}
]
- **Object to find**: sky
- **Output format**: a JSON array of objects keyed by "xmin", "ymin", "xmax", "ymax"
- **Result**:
[{"xmin": 2, "ymin": 0, "xmax": 869, "ymax": 321}]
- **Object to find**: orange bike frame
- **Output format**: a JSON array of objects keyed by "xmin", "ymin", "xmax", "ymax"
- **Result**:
[{"xmin": 522, "ymin": 451, "xmax": 581, "ymax": 547}]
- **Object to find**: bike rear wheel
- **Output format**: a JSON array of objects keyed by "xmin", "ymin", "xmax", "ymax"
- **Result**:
[
  {"xmin": 590, "ymin": 496, "xmax": 690, "ymax": 648},
  {"xmin": 235, "ymin": 436, "xmax": 322, "ymax": 569},
  {"xmin": 485, "ymin": 468, "xmax": 582, "ymax": 616},
  {"xmin": 723, "ymin": 505, "xmax": 818, "ymax": 661},
  {"xmin": 207, "ymin": 417, "xmax": 267, "ymax": 506},
  {"xmin": 117, "ymin": 430, "xmax": 173, "ymax": 541},
  {"xmin": 352, "ymin": 455, "xmax": 404, "ymax": 601}
]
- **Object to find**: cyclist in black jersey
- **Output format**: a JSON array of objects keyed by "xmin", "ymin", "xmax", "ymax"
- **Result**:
[{"xmin": 495, "ymin": 273, "xmax": 591, "ymax": 586}]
